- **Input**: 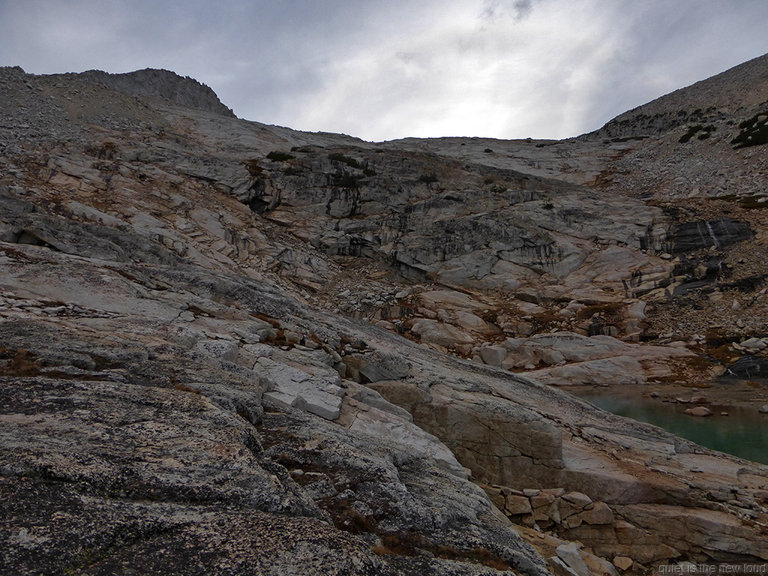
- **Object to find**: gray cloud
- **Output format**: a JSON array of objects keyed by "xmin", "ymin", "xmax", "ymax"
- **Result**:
[
  {"xmin": 1, "ymin": 0, "xmax": 767, "ymax": 141},
  {"xmin": 482, "ymin": 0, "xmax": 537, "ymax": 22}
]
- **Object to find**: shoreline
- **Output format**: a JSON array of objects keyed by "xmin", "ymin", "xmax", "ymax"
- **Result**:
[{"xmin": 564, "ymin": 377, "xmax": 768, "ymax": 414}]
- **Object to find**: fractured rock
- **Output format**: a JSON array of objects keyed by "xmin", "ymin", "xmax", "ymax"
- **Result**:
[
  {"xmin": 551, "ymin": 556, "xmax": 581, "ymax": 576},
  {"xmin": 480, "ymin": 345, "xmax": 507, "ymax": 367},
  {"xmin": 576, "ymin": 501, "xmax": 614, "ymax": 525},
  {"xmin": 259, "ymin": 357, "xmax": 345, "ymax": 420},
  {"xmin": 506, "ymin": 494, "xmax": 534, "ymax": 515},
  {"xmin": 556, "ymin": 543, "xmax": 591, "ymax": 576}
]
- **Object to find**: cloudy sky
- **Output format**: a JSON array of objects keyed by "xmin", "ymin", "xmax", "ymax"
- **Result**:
[{"xmin": 2, "ymin": 0, "xmax": 768, "ymax": 141}]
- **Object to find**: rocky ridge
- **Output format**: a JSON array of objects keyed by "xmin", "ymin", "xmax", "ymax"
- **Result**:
[
  {"xmin": 78, "ymin": 68, "xmax": 236, "ymax": 118},
  {"xmin": 1, "ymin": 58, "xmax": 767, "ymax": 575}
]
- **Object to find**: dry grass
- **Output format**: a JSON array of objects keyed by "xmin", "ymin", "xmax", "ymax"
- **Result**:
[
  {"xmin": 0, "ymin": 349, "xmax": 42, "ymax": 376},
  {"xmin": 372, "ymin": 532, "xmax": 510, "ymax": 570},
  {"xmin": 173, "ymin": 383, "xmax": 200, "ymax": 394}
]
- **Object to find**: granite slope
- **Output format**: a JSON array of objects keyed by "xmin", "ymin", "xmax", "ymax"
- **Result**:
[{"xmin": 1, "ymin": 60, "xmax": 768, "ymax": 575}]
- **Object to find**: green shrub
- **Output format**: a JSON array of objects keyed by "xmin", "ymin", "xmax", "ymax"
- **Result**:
[
  {"xmin": 329, "ymin": 152, "xmax": 364, "ymax": 169},
  {"xmin": 331, "ymin": 171, "xmax": 362, "ymax": 188},
  {"xmin": 679, "ymin": 125, "xmax": 703, "ymax": 143},
  {"xmin": 266, "ymin": 151, "xmax": 295, "ymax": 162},
  {"xmin": 731, "ymin": 113, "xmax": 768, "ymax": 149},
  {"xmin": 679, "ymin": 124, "xmax": 715, "ymax": 144}
]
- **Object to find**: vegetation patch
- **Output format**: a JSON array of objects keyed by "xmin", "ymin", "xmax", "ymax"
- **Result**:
[
  {"xmin": 250, "ymin": 312, "xmax": 280, "ymax": 328},
  {"xmin": 319, "ymin": 494, "xmax": 376, "ymax": 534},
  {"xmin": 372, "ymin": 532, "xmax": 510, "ymax": 570},
  {"xmin": 242, "ymin": 158, "xmax": 263, "ymax": 176},
  {"xmin": 173, "ymin": 383, "xmax": 200, "ymax": 394},
  {"xmin": 718, "ymin": 194, "xmax": 768, "ymax": 210},
  {"xmin": 330, "ymin": 171, "xmax": 363, "ymax": 189},
  {"xmin": 266, "ymin": 150, "xmax": 295, "ymax": 162},
  {"xmin": 85, "ymin": 141, "xmax": 118, "ymax": 160},
  {"xmin": 731, "ymin": 112, "xmax": 768, "ymax": 148},
  {"xmin": 0, "ymin": 349, "xmax": 42, "ymax": 376},
  {"xmin": 329, "ymin": 152, "xmax": 364, "ymax": 169},
  {"xmin": 678, "ymin": 124, "xmax": 716, "ymax": 143},
  {"xmin": 326, "ymin": 153, "xmax": 375, "ymax": 180},
  {"xmin": 574, "ymin": 301, "xmax": 624, "ymax": 321}
]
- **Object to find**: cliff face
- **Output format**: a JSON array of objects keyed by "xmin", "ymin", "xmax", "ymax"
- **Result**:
[{"xmin": 1, "ymin": 58, "xmax": 767, "ymax": 575}]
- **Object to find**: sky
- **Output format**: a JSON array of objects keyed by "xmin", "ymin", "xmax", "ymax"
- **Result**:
[{"xmin": 2, "ymin": 0, "xmax": 768, "ymax": 142}]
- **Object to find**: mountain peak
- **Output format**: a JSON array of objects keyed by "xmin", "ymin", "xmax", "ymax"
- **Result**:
[{"xmin": 74, "ymin": 67, "xmax": 236, "ymax": 117}]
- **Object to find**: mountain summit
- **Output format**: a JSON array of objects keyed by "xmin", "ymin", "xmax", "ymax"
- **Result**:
[{"xmin": 71, "ymin": 67, "xmax": 237, "ymax": 117}]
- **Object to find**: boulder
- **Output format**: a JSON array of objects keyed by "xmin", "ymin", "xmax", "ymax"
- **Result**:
[
  {"xmin": 344, "ymin": 351, "xmax": 410, "ymax": 383},
  {"xmin": 741, "ymin": 337, "xmax": 766, "ymax": 351},
  {"xmin": 259, "ymin": 357, "xmax": 345, "ymax": 421},
  {"xmin": 576, "ymin": 501, "xmax": 614, "ymax": 525},
  {"xmin": 526, "ymin": 356, "xmax": 646, "ymax": 386},
  {"xmin": 582, "ymin": 550, "xmax": 619, "ymax": 576},
  {"xmin": 480, "ymin": 345, "xmax": 508, "ymax": 367},
  {"xmin": 556, "ymin": 543, "xmax": 591, "ymax": 576},
  {"xmin": 484, "ymin": 485, "xmax": 506, "ymax": 510},
  {"xmin": 409, "ymin": 318, "xmax": 474, "ymax": 348},
  {"xmin": 531, "ymin": 492, "xmax": 556, "ymax": 509},
  {"xmin": 550, "ymin": 557, "xmax": 581, "ymax": 576},
  {"xmin": 562, "ymin": 491, "xmax": 593, "ymax": 509},
  {"xmin": 506, "ymin": 494, "xmax": 534, "ymax": 515},
  {"xmin": 684, "ymin": 406, "xmax": 712, "ymax": 417}
]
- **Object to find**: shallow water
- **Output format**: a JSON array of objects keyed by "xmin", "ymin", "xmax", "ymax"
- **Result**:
[{"xmin": 574, "ymin": 392, "xmax": 768, "ymax": 465}]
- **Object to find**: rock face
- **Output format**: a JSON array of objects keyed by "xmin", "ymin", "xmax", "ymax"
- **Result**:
[{"xmin": 1, "ymin": 56, "xmax": 768, "ymax": 575}]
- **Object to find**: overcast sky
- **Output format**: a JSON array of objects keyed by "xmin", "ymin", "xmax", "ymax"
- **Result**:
[{"xmin": 2, "ymin": 0, "xmax": 768, "ymax": 141}]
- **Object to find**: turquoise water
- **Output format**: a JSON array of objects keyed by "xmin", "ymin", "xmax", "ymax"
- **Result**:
[{"xmin": 575, "ymin": 393, "xmax": 768, "ymax": 465}]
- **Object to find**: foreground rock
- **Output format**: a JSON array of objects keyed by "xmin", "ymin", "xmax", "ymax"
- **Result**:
[{"xmin": 0, "ymin": 246, "xmax": 547, "ymax": 576}]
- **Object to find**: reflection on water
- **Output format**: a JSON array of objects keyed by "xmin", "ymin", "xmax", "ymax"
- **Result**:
[{"xmin": 575, "ymin": 393, "xmax": 768, "ymax": 465}]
